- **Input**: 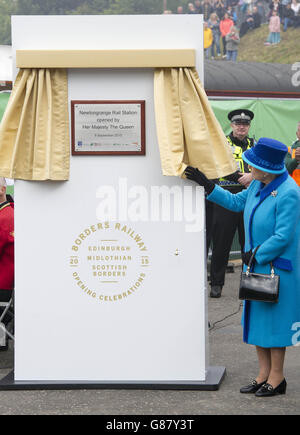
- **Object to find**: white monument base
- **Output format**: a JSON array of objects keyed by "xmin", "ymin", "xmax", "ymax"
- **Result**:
[
  {"xmin": 1, "ymin": 15, "xmax": 226, "ymax": 390},
  {"xmin": 0, "ymin": 367, "xmax": 226, "ymax": 391}
]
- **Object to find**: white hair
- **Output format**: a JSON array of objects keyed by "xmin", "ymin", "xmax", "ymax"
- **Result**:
[{"xmin": 0, "ymin": 177, "xmax": 7, "ymax": 187}]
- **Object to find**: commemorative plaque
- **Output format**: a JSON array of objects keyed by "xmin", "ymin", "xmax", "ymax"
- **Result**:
[{"xmin": 71, "ymin": 100, "xmax": 145, "ymax": 155}]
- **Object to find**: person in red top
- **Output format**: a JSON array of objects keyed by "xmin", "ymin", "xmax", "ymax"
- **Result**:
[
  {"xmin": 0, "ymin": 177, "xmax": 14, "ymax": 350},
  {"xmin": 0, "ymin": 177, "xmax": 14, "ymax": 295},
  {"xmin": 220, "ymin": 12, "xmax": 234, "ymax": 58}
]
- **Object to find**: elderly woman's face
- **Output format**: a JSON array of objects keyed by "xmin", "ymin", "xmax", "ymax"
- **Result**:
[
  {"xmin": 248, "ymin": 166, "xmax": 265, "ymax": 181},
  {"xmin": 248, "ymin": 165, "xmax": 276, "ymax": 184}
]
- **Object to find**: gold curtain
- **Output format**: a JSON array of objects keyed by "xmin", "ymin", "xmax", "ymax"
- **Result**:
[
  {"xmin": 154, "ymin": 67, "xmax": 237, "ymax": 179},
  {"xmin": 0, "ymin": 68, "xmax": 70, "ymax": 181}
]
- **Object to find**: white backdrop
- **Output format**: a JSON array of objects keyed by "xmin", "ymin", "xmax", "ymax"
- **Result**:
[{"xmin": 12, "ymin": 15, "xmax": 207, "ymax": 382}]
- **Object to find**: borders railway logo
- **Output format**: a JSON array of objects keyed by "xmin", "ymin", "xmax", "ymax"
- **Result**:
[{"xmin": 69, "ymin": 221, "xmax": 149, "ymax": 303}]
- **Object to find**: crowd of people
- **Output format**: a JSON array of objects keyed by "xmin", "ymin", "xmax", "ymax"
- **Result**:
[{"xmin": 164, "ymin": 0, "xmax": 300, "ymax": 60}]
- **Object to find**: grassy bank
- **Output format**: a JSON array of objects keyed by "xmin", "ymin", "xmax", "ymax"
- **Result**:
[{"xmin": 238, "ymin": 23, "xmax": 300, "ymax": 64}]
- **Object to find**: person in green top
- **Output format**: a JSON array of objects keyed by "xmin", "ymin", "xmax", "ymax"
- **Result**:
[{"xmin": 285, "ymin": 122, "xmax": 300, "ymax": 186}]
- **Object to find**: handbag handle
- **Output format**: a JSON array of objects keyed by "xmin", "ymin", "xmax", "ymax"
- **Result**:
[{"xmin": 246, "ymin": 246, "xmax": 275, "ymax": 277}]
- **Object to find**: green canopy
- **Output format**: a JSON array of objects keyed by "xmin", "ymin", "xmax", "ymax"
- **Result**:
[
  {"xmin": 0, "ymin": 92, "xmax": 10, "ymax": 120},
  {"xmin": 0, "ymin": 92, "xmax": 13, "ymax": 194},
  {"xmin": 210, "ymin": 98, "xmax": 300, "ymax": 146}
]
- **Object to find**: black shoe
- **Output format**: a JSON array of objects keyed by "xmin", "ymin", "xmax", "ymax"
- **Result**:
[
  {"xmin": 240, "ymin": 379, "xmax": 267, "ymax": 394},
  {"xmin": 210, "ymin": 285, "xmax": 222, "ymax": 298},
  {"xmin": 255, "ymin": 379, "xmax": 287, "ymax": 397}
]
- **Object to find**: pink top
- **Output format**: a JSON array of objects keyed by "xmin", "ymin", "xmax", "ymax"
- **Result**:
[
  {"xmin": 269, "ymin": 15, "xmax": 280, "ymax": 33},
  {"xmin": 220, "ymin": 18, "xmax": 234, "ymax": 37}
]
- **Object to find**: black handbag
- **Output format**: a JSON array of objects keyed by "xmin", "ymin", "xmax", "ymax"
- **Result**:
[{"xmin": 239, "ymin": 247, "xmax": 279, "ymax": 303}]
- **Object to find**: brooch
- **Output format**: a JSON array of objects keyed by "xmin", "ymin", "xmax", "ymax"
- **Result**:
[{"xmin": 271, "ymin": 190, "xmax": 278, "ymax": 197}]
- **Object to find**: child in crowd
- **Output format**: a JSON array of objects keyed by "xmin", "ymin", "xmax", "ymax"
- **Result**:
[
  {"xmin": 265, "ymin": 10, "xmax": 281, "ymax": 45},
  {"xmin": 225, "ymin": 25, "xmax": 240, "ymax": 61}
]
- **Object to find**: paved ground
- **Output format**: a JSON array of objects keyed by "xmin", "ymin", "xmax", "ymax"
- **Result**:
[{"xmin": 0, "ymin": 265, "xmax": 299, "ymax": 415}]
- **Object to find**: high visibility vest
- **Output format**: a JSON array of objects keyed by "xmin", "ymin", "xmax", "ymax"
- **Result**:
[
  {"xmin": 219, "ymin": 136, "xmax": 252, "ymax": 187},
  {"xmin": 288, "ymin": 146, "xmax": 300, "ymax": 186}
]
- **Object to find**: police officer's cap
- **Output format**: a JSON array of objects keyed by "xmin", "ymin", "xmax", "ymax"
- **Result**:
[{"xmin": 228, "ymin": 109, "xmax": 254, "ymax": 124}]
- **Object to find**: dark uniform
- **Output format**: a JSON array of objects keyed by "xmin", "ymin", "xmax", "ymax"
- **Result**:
[{"xmin": 208, "ymin": 109, "xmax": 254, "ymax": 297}]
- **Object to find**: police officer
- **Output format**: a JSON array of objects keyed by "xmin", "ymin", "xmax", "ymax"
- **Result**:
[{"xmin": 209, "ymin": 109, "xmax": 254, "ymax": 298}]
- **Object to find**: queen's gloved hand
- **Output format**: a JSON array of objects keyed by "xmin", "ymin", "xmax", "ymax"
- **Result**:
[{"xmin": 184, "ymin": 166, "xmax": 215, "ymax": 195}]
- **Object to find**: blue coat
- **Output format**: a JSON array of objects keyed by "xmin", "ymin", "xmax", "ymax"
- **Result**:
[{"xmin": 207, "ymin": 171, "xmax": 300, "ymax": 348}]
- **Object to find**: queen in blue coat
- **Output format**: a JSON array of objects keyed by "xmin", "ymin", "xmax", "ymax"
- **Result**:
[{"xmin": 185, "ymin": 138, "xmax": 300, "ymax": 397}]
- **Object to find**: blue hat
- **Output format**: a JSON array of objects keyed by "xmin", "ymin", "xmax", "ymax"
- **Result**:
[{"xmin": 242, "ymin": 137, "xmax": 288, "ymax": 174}]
